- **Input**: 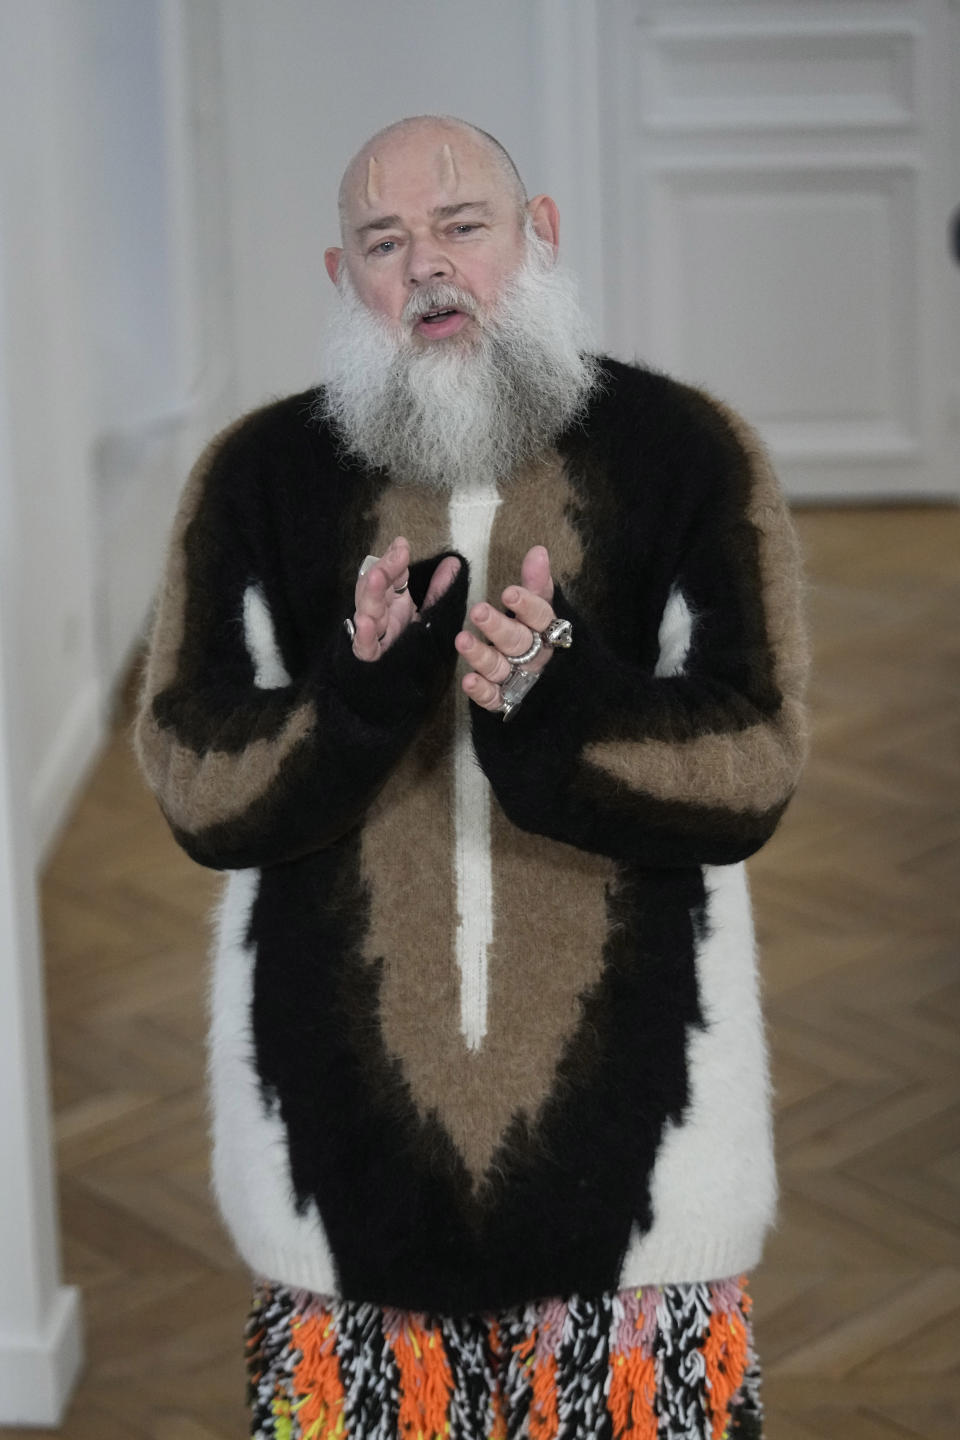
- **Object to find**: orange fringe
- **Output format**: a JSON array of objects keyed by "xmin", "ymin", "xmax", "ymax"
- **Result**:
[
  {"xmin": 290, "ymin": 1308, "xmax": 347, "ymax": 1439},
  {"xmin": 528, "ymin": 1352, "xmax": 559, "ymax": 1440},
  {"xmin": 512, "ymin": 1330, "xmax": 536, "ymax": 1362},
  {"xmin": 607, "ymin": 1347, "xmax": 658, "ymax": 1440},
  {"xmin": 391, "ymin": 1317, "xmax": 454, "ymax": 1440},
  {"xmin": 702, "ymin": 1310, "xmax": 749, "ymax": 1440},
  {"xmin": 487, "ymin": 1320, "xmax": 508, "ymax": 1440}
]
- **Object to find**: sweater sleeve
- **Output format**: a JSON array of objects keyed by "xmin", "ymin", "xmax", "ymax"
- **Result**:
[
  {"xmin": 135, "ymin": 420, "xmax": 468, "ymax": 870},
  {"xmin": 469, "ymin": 397, "xmax": 809, "ymax": 868}
]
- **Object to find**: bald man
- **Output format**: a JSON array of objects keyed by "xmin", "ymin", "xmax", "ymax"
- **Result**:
[{"xmin": 138, "ymin": 116, "xmax": 806, "ymax": 1439}]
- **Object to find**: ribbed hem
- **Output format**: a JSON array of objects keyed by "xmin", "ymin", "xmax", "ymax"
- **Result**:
[
  {"xmin": 618, "ymin": 1228, "xmax": 768, "ymax": 1291},
  {"xmin": 231, "ymin": 1225, "xmax": 771, "ymax": 1309},
  {"xmin": 236, "ymin": 1233, "xmax": 339, "ymax": 1300}
]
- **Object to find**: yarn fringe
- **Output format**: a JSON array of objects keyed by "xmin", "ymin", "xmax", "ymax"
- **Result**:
[{"xmin": 246, "ymin": 1277, "xmax": 763, "ymax": 1439}]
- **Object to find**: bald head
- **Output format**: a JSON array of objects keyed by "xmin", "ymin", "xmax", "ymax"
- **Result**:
[
  {"xmin": 337, "ymin": 115, "xmax": 527, "ymax": 236},
  {"xmin": 325, "ymin": 115, "xmax": 559, "ymax": 337}
]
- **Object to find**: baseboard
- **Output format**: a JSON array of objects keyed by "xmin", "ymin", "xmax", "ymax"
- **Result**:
[
  {"xmin": 0, "ymin": 1284, "xmax": 84, "ymax": 1426},
  {"xmin": 30, "ymin": 677, "xmax": 106, "ymax": 867}
]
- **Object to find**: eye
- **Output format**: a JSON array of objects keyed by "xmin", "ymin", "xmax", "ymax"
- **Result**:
[
  {"xmin": 450, "ymin": 223, "xmax": 480, "ymax": 236},
  {"xmin": 369, "ymin": 238, "xmax": 399, "ymax": 256}
]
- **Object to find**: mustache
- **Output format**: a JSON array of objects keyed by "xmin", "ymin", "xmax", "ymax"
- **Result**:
[{"xmin": 401, "ymin": 284, "xmax": 479, "ymax": 326}]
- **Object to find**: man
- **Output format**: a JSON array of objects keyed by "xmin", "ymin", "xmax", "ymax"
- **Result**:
[{"xmin": 137, "ymin": 115, "xmax": 807, "ymax": 1439}]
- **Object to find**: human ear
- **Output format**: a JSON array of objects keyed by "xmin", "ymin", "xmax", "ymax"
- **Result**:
[
  {"xmin": 526, "ymin": 195, "xmax": 560, "ymax": 254},
  {"xmin": 324, "ymin": 247, "xmax": 343, "ymax": 285}
]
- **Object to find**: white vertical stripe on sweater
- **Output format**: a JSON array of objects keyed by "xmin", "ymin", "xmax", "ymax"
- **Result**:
[{"xmin": 447, "ymin": 480, "xmax": 502, "ymax": 1050}]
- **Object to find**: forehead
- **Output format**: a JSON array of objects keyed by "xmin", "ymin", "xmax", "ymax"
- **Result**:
[{"xmin": 342, "ymin": 127, "xmax": 512, "ymax": 224}]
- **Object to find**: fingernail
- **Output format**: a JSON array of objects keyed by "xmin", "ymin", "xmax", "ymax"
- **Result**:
[
  {"xmin": 474, "ymin": 604, "xmax": 489, "ymax": 621},
  {"xmin": 504, "ymin": 588, "xmax": 519, "ymax": 604}
]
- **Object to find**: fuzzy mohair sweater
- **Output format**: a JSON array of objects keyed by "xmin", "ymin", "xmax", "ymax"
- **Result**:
[{"xmin": 136, "ymin": 357, "xmax": 808, "ymax": 1317}]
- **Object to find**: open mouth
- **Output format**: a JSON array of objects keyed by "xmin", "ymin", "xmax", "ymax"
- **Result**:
[{"xmin": 414, "ymin": 307, "xmax": 470, "ymax": 340}]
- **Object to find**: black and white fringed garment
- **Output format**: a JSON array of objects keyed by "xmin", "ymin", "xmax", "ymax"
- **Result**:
[{"xmin": 137, "ymin": 357, "xmax": 808, "ymax": 1320}]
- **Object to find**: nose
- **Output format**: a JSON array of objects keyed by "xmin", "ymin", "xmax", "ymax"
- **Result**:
[{"xmin": 405, "ymin": 237, "xmax": 453, "ymax": 287}]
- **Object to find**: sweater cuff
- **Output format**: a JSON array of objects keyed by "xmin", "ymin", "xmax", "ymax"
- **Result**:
[{"xmin": 331, "ymin": 552, "xmax": 469, "ymax": 729}]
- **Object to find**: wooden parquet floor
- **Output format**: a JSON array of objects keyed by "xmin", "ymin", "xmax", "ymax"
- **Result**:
[{"xmin": 4, "ymin": 505, "xmax": 958, "ymax": 1439}]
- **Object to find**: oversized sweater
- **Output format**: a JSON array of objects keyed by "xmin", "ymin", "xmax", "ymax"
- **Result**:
[{"xmin": 136, "ymin": 357, "xmax": 808, "ymax": 1317}]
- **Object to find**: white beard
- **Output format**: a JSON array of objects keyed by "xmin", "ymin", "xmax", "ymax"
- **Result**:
[{"xmin": 316, "ymin": 232, "xmax": 600, "ymax": 490}]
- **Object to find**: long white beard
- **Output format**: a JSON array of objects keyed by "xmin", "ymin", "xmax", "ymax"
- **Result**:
[{"xmin": 316, "ymin": 233, "xmax": 600, "ymax": 490}]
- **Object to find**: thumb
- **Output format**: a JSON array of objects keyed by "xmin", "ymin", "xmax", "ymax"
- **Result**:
[{"xmin": 520, "ymin": 545, "xmax": 554, "ymax": 602}]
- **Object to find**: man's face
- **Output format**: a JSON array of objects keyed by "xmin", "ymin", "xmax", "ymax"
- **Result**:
[{"xmin": 325, "ymin": 126, "xmax": 554, "ymax": 344}]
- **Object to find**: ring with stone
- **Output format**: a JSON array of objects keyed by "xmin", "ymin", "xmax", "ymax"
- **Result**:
[{"xmin": 540, "ymin": 617, "xmax": 573, "ymax": 650}]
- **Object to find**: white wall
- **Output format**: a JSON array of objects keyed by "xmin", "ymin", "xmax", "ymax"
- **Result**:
[
  {"xmin": 0, "ymin": 0, "xmax": 237, "ymax": 860},
  {"xmin": 87, "ymin": 0, "xmax": 237, "ymax": 695},
  {"xmin": 0, "ymin": 6, "xmax": 89, "ymax": 1421},
  {"xmin": 1, "ymin": 1, "xmax": 107, "ymax": 862},
  {"xmin": 0, "ymin": 0, "xmax": 227, "ymax": 1419}
]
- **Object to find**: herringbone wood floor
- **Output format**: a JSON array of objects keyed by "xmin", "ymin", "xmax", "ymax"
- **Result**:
[{"xmin": 4, "ymin": 506, "xmax": 957, "ymax": 1439}]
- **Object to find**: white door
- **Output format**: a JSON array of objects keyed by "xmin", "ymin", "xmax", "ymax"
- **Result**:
[{"xmin": 597, "ymin": 0, "xmax": 960, "ymax": 501}]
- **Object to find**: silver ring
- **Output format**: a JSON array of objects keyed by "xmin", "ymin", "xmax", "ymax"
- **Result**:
[
  {"xmin": 499, "ymin": 664, "xmax": 541, "ymax": 722},
  {"xmin": 505, "ymin": 631, "xmax": 542, "ymax": 667},
  {"xmin": 394, "ymin": 579, "xmax": 409, "ymax": 594},
  {"xmin": 343, "ymin": 617, "xmax": 356, "ymax": 641},
  {"xmin": 541, "ymin": 617, "xmax": 573, "ymax": 650}
]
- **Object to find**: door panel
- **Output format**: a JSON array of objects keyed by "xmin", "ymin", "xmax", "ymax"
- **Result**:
[{"xmin": 599, "ymin": 0, "xmax": 960, "ymax": 500}]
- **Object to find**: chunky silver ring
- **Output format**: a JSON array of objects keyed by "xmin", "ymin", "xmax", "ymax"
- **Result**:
[
  {"xmin": 343, "ymin": 617, "xmax": 356, "ymax": 641},
  {"xmin": 541, "ymin": 617, "xmax": 573, "ymax": 650},
  {"xmin": 505, "ymin": 631, "xmax": 542, "ymax": 667},
  {"xmin": 499, "ymin": 664, "xmax": 542, "ymax": 722},
  {"xmin": 394, "ymin": 579, "xmax": 409, "ymax": 594}
]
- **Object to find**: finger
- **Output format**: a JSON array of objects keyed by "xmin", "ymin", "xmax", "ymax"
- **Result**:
[
  {"xmin": 469, "ymin": 602, "xmax": 536, "ymax": 661},
  {"xmin": 501, "ymin": 584, "xmax": 555, "ymax": 635},
  {"xmin": 392, "ymin": 563, "xmax": 410, "ymax": 597},
  {"xmin": 455, "ymin": 630, "xmax": 513, "ymax": 685},
  {"xmin": 422, "ymin": 555, "xmax": 461, "ymax": 612},
  {"xmin": 520, "ymin": 545, "xmax": 554, "ymax": 602},
  {"xmin": 462, "ymin": 670, "xmax": 503, "ymax": 712},
  {"xmin": 378, "ymin": 536, "xmax": 410, "ymax": 587},
  {"xmin": 355, "ymin": 537, "xmax": 410, "ymax": 611},
  {"xmin": 352, "ymin": 611, "xmax": 381, "ymax": 663},
  {"xmin": 356, "ymin": 565, "xmax": 415, "ymax": 638},
  {"xmin": 355, "ymin": 562, "xmax": 389, "ymax": 624}
]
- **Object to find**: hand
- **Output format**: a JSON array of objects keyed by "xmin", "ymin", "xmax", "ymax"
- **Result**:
[
  {"xmin": 350, "ymin": 536, "xmax": 461, "ymax": 662},
  {"xmin": 456, "ymin": 545, "xmax": 557, "ymax": 712}
]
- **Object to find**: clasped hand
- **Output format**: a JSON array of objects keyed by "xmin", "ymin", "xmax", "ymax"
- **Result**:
[{"xmin": 349, "ymin": 536, "xmax": 558, "ymax": 711}]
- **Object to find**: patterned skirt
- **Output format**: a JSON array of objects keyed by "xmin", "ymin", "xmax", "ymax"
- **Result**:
[{"xmin": 245, "ymin": 1275, "xmax": 763, "ymax": 1439}]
